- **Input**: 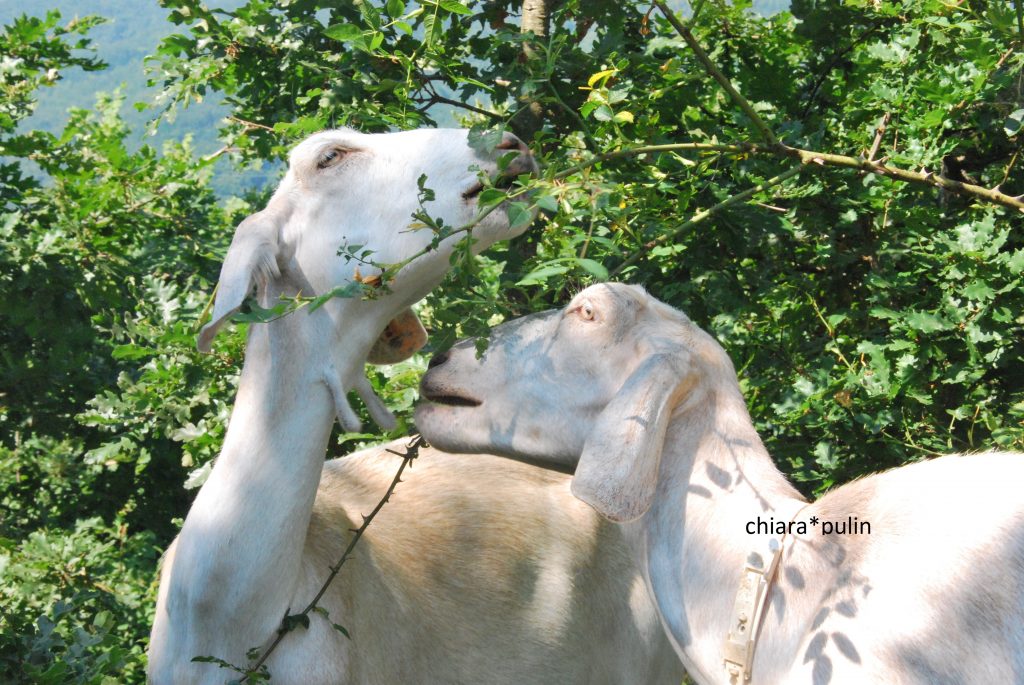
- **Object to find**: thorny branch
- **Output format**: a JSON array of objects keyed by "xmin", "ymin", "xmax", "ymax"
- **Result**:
[
  {"xmin": 228, "ymin": 115, "xmax": 276, "ymax": 132},
  {"xmin": 232, "ymin": 435, "xmax": 426, "ymax": 683},
  {"xmin": 556, "ymin": 141, "xmax": 1024, "ymax": 211},
  {"xmin": 415, "ymin": 95, "xmax": 503, "ymax": 120}
]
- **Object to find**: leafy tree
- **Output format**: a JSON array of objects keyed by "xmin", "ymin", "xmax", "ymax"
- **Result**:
[{"xmin": 0, "ymin": 10, "xmax": 241, "ymax": 681}]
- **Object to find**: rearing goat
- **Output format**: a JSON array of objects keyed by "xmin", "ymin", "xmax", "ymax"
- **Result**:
[
  {"xmin": 418, "ymin": 282, "xmax": 1024, "ymax": 685},
  {"xmin": 150, "ymin": 133, "xmax": 683, "ymax": 685}
]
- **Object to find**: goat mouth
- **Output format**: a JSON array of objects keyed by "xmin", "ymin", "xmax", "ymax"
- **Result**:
[
  {"xmin": 462, "ymin": 182, "xmax": 484, "ymax": 200},
  {"xmin": 461, "ymin": 174, "xmax": 517, "ymax": 201},
  {"xmin": 422, "ymin": 390, "xmax": 482, "ymax": 407}
]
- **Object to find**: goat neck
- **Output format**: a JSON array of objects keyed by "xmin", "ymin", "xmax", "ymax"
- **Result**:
[
  {"xmin": 628, "ymin": 374, "xmax": 808, "ymax": 684},
  {"xmin": 152, "ymin": 282, "xmax": 348, "ymax": 681}
]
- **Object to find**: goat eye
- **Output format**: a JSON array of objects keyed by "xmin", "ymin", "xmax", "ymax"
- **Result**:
[
  {"xmin": 317, "ymin": 148, "xmax": 346, "ymax": 169},
  {"xmin": 579, "ymin": 301, "xmax": 596, "ymax": 322}
]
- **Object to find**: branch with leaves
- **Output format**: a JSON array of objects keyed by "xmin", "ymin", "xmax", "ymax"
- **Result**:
[
  {"xmin": 639, "ymin": 1, "xmax": 1024, "ymax": 213},
  {"xmin": 557, "ymin": 139, "xmax": 1024, "ymax": 212}
]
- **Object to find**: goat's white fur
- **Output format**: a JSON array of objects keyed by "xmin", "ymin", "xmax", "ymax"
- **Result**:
[
  {"xmin": 417, "ymin": 282, "xmax": 1024, "ymax": 684},
  {"xmin": 150, "ymin": 127, "xmax": 668, "ymax": 683},
  {"xmin": 153, "ymin": 441, "xmax": 684, "ymax": 684}
]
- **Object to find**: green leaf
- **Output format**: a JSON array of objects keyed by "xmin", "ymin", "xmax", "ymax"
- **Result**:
[
  {"xmin": 574, "ymin": 258, "xmax": 608, "ymax": 280},
  {"xmin": 467, "ymin": 126, "xmax": 504, "ymax": 154},
  {"xmin": 962, "ymin": 280, "xmax": 995, "ymax": 301},
  {"xmin": 1007, "ymin": 250, "xmax": 1024, "ymax": 275},
  {"xmin": 506, "ymin": 201, "xmax": 533, "ymax": 230},
  {"xmin": 904, "ymin": 311, "xmax": 949, "ymax": 333},
  {"xmin": 324, "ymin": 24, "xmax": 362, "ymax": 42},
  {"xmin": 439, "ymin": 0, "xmax": 473, "ymax": 15},
  {"xmin": 517, "ymin": 263, "xmax": 570, "ymax": 286},
  {"xmin": 110, "ymin": 343, "xmax": 154, "ymax": 360},
  {"xmin": 592, "ymin": 105, "xmax": 614, "ymax": 122},
  {"xmin": 534, "ymin": 193, "xmax": 559, "ymax": 213},
  {"xmin": 477, "ymin": 187, "xmax": 507, "ymax": 207},
  {"xmin": 281, "ymin": 613, "xmax": 311, "ymax": 633},
  {"xmin": 1004, "ymin": 108, "xmax": 1024, "ymax": 137},
  {"xmin": 313, "ymin": 606, "xmax": 351, "ymax": 639}
]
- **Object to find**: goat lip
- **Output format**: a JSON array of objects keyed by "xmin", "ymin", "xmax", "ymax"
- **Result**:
[
  {"xmin": 462, "ymin": 182, "xmax": 484, "ymax": 200},
  {"xmin": 461, "ymin": 172, "xmax": 518, "ymax": 201},
  {"xmin": 492, "ymin": 174, "xmax": 516, "ymax": 190},
  {"xmin": 422, "ymin": 390, "xmax": 482, "ymax": 408}
]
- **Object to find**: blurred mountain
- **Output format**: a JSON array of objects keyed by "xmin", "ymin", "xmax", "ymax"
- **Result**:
[{"xmin": 0, "ymin": 0, "xmax": 273, "ymax": 196}]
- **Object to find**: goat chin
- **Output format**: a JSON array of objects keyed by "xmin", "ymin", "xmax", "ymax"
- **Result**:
[{"xmin": 418, "ymin": 281, "xmax": 1024, "ymax": 685}]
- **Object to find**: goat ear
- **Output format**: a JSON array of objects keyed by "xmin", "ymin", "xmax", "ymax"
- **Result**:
[
  {"xmin": 197, "ymin": 208, "xmax": 284, "ymax": 353},
  {"xmin": 366, "ymin": 308, "xmax": 427, "ymax": 365},
  {"xmin": 571, "ymin": 352, "xmax": 690, "ymax": 523}
]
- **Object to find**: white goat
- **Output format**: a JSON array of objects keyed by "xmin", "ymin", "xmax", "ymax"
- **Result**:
[
  {"xmin": 417, "ymin": 282, "xmax": 1024, "ymax": 685},
  {"xmin": 149, "ymin": 130, "xmax": 683, "ymax": 684}
]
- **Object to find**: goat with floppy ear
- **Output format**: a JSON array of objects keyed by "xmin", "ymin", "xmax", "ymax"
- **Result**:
[
  {"xmin": 418, "ymin": 282, "xmax": 1024, "ymax": 685},
  {"xmin": 152, "ymin": 130, "xmax": 685, "ymax": 685},
  {"xmin": 196, "ymin": 203, "xmax": 286, "ymax": 354}
]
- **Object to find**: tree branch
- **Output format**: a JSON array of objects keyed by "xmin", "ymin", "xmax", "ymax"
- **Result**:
[
  {"xmin": 866, "ymin": 112, "xmax": 890, "ymax": 162},
  {"xmin": 609, "ymin": 165, "xmax": 804, "ymax": 277},
  {"xmin": 771, "ymin": 143, "xmax": 1024, "ymax": 211},
  {"xmin": 652, "ymin": 0, "xmax": 778, "ymax": 145},
  {"xmin": 413, "ymin": 93, "xmax": 504, "ymax": 121},
  {"xmin": 228, "ymin": 115, "xmax": 276, "ymax": 132},
  {"xmin": 516, "ymin": 0, "xmax": 555, "ymax": 140},
  {"xmin": 553, "ymin": 141, "xmax": 1024, "ymax": 211}
]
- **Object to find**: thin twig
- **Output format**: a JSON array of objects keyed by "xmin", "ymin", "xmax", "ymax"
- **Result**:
[
  {"xmin": 236, "ymin": 435, "xmax": 425, "ymax": 683},
  {"xmin": 553, "ymin": 142, "xmax": 740, "ymax": 180},
  {"xmin": 228, "ymin": 115, "xmax": 276, "ymax": 132},
  {"xmin": 799, "ymin": 19, "xmax": 887, "ymax": 119},
  {"xmin": 866, "ymin": 112, "xmax": 890, "ymax": 162},
  {"xmin": 414, "ymin": 93, "xmax": 504, "ymax": 121},
  {"xmin": 202, "ymin": 145, "xmax": 240, "ymax": 161},
  {"xmin": 1000, "ymin": 148, "xmax": 1020, "ymax": 188},
  {"xmin": 609, "ymin": 165, "xmax": 804, "ymax": 278},
  {"xmin": 652, "ymin": 0, "xmax": 778, "ymax": 145}
]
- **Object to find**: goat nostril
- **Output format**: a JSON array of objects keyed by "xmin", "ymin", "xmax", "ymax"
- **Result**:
[
  {"xmin": 496, "ymin": 132, "xmax": 528, "ymax": 153},
  {"xmin": 427, "ymin": 350, "xmax": 450, "ymax": 369}
]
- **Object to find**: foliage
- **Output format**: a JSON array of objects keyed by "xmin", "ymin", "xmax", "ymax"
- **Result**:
[
  {"xmin": 2, "ymin": 0, "xmax": 1023, "ymax": 682},
  {"xmin": 0, "ymin": 518, "xmax": 159, "ymax": 683},
  {"xmin": 0, "ymin": 10, "xmax": 236, "ymax": 681}
]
